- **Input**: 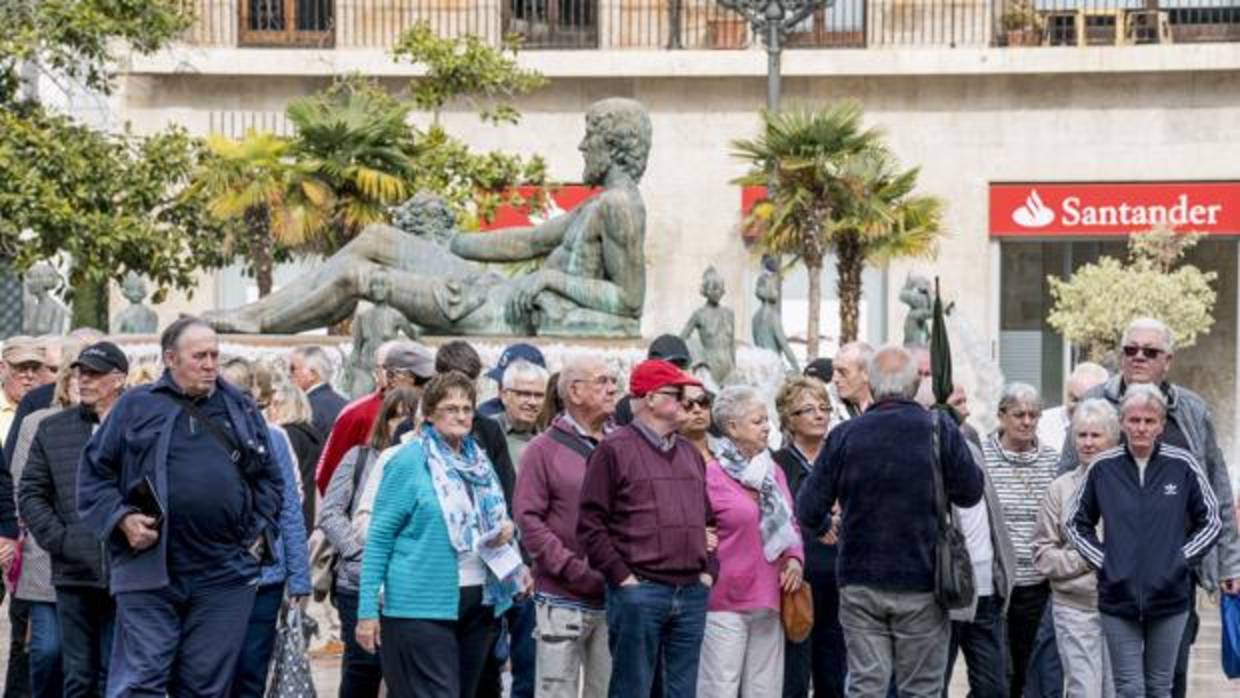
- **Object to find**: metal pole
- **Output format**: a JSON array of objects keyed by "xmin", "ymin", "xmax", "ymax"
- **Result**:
[{"xmin": 767, "ymin": 17, "xmax": 781, "ymax": 111}]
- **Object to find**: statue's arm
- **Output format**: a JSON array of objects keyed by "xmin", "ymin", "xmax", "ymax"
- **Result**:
[
  {"xmin": 450, "ymin": 211, "xmax": 573, "ymax": 262},
  {"xmin": 680, "ymin": 312, "xmax": 700, "ymax": 341},
  {"xmin": 773, "ymin": 321, "xmax": 800, "ymax": 371},
  {"xmin": 537, "ymin": 198, "xmax": 644, "ymax": 318}
]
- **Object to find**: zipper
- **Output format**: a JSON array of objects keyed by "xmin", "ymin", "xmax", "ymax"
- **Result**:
[{"xmin": 1135, "ymin": 457, "xmax": 1145, "ymax": 622}]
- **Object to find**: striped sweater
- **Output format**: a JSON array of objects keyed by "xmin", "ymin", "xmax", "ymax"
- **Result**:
[{"xmin": 982, "ymin": 432, "xmax": 1060, "ymax": 587}]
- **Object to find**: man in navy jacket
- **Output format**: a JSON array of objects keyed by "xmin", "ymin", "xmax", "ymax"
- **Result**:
[{"xmin": 77, "ymin": 317, "xmax": 284, "ymax": 697}]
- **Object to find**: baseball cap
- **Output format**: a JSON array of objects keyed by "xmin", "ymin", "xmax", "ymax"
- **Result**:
[
  {"xmin": 804, "ymin": 358, "xmax": 834, "ymax": 383},
  {"xmin": 628, "ymin": 359, "xmax": 702, "ymax": 398},
  {"xmin": 2, "ymin": 336, "xmax": 45, "ymax": 366},
  {"xmin": 647, "ymin": 335, "xmax": 691, "ymax": 369},
  {"xmin": 72, "ymin": 342, "xmax": 130, "ymax": 374},
  {"xmin": 486, "ymin": 343, "xmax": 546, "ymax": 383},
  {"xmin": 383, "ymin": 343, "xmax": 436, "ymax": 379}
]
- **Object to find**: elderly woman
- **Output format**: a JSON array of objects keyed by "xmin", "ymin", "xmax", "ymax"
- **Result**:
[
  {"xmin": 1068, "ymin": 385, "xmax": 1221, "ymax": 698},
  {"xmin": 1032, "ymin": 398, "xmax": 1119, "ymax": 698},
  {"xmin": 982, "ymin": 381, "xmax": 1061, "ymax": 698},
  {"xmin": 356, "ymin": 371, "xmax": 525, "ymax": 698},
  {"xmin": 696, "ymin": 386, "xmax": 803, "ymax": 698},
  {"xmin": 268, "ymin": 379, "xmax": 324, "ymax": 532},
  {"xmin": 771, "ymin": 376, "xmax": 845, "ymax": 698}
]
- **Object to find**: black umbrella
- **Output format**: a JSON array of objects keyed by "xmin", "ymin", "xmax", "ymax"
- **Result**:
[{"xmin": 930, "ymin": 277, "xmax": 960, "ymax": 423}]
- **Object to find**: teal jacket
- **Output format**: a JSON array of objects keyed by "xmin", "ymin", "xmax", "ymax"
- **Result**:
[{"xmin": 358, "ymin": 439, "xmax": 512, "ymax": 621}]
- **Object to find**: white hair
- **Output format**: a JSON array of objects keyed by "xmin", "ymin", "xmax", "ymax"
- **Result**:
[
  {"xmin": 558, "ymin": 355, "xmax": 607, "ymax": 403},
  {"xmin": 1071, "ymin": 398, "xmax": 1121, "ymax": 443},
  {"xmin": 1070, "ymin": 362, "xmax": 1109, "ymax": 387},
  {"xmin": 502, "ymin": 359, "xmax": 550, "ymax": 390},
  {"xmin": 1120, "ymin": 383, "xmax": 1168, "ymax": 419},
  {"xmin": 712, "ymin": 385, "xmax": 764, "ymax": 436},
  {"xmin": 998, "ymin": 382, "xmax": 1043, "ymax": 415},
  {"xmin": 867, "ymin": 345, "xmax": 919, "ymax": 401},
  {"xmin": 1122, "ymin": 317, "xmax": 1176, "ymax": 353},
  {"xmin": 291, "ymin": 345, "xmax": 335, "ymax": 384},
  {"xmin": 835, "ymin": 341, "xmax": 875, "ymax": 370}
]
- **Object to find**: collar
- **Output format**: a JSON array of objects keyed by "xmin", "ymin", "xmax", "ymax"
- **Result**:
[
  {"xmin": 76, "ymin": 404, "xmax": 100, "ymax": 424},
  {"xmin": 152, "ymin": 370, "xmax": 219, "ymax": 403},
  {"xmin": 632, "ymin": 418, "xmax": 677, "ymax": 453},
  {"xmin": 560, "ymin": 412, "xmax": 605, "ymax": 443},
  {"xmin": 1112, "ymin": 378, "xmax": 1177, "ymax": 410},
  {"xmin": 866, "ymin": 398, "xmax": 921, "ymax": 413},
  {"xmin": 497, "ymin": 411, "xmax": 535, "ymax": 437},
  {"xmin": 0, "ymin": 391, "xmax": 14, "ymax": 413},
  {"xmin": 307, "ymin": 382, "xmax": 326, "ymax": 395},
  {"xmin": 987, "ymin": 430, "xmax": 1046, "ymax": 465}
]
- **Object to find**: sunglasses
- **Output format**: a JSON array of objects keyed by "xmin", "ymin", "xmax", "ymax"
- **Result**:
[
  {"xmin": 1122, "ymin": 345, "xmax": 1166, "ymax": 360},
  {"xmin": 682, "ymin": 395, "xmax": 712, "ymax": 411}
]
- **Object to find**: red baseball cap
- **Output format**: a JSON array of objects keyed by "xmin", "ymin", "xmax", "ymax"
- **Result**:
[{"xmin": 629, "ymin": 359, "xmax": 702, "ymax": 398}]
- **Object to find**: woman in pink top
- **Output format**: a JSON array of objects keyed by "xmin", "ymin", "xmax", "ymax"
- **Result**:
[{"xmin": 688, "ymin": 385, "xmax": 804, "ymax": 697}]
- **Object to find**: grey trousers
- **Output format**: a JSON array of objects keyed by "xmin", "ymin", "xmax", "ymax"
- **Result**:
[
  {"xmin": 838, "ymin": 586, "xmax": 949, "ymax": 698},
  {"xmin": 533, "ymin": 601, "xmax": 610, "ymax": 698},
  {"xmin": 1099, "ymin": 612, "xmax": 1188, "ymax": 698},
  {"xmin": 1052, "ymin": 602, "xmax": 1114, "ymax": 698}
]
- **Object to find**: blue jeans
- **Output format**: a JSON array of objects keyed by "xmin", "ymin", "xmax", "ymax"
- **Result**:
[
  {"xmin": 508, "ymin": 595, "xmax": 537, "ymax": 698},
  {"xmin": 605, "ymin": 580, "xmax": 708, "ymax": 698},
  {"xmin": 945, "ymin": 595, "xmax": 1008, "ymax": 698},
  {"xmin": 28, "ymin": 601, "xmax": 63, "ymax": 698},
  {"xmin": 1101, "ymin": 612, "xmax": 1188, "ymax": 698},
  {"xmin": 333, "ymin": 589, "xmax": 383, "ymax": 698},
  {"xmin": 229, "ymin": 583, "xmax": 285, "ymax": 698}
]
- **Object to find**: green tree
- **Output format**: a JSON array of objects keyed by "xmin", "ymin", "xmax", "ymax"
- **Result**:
[
  {"xmin": 733, "ymin": 102, "xmax": 944, "ymax": 356},
  {"xmin": 1048, "ymin": 227, "xmax": 1217, "ymax": 362}
]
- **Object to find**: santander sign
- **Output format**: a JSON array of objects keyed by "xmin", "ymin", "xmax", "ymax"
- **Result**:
[{"xmin": 989, "ymin": 182, "xmax": 1240, "ymax": 237}]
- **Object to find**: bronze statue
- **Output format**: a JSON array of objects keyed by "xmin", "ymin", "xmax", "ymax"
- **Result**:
[
  {"xmin": 900, "ymin": 273, "xmax": 933, "ymax": 348},
  {"xmin": 344, "ymin": 270, "xmax": 421, "ymax": 396},
  {"xmin": 752, "ymin": 258, "xmax": 799, "ymax": 373},
  {"xmin": 204, "ymin": 97, "xmax": 652, "ymax": 338},
  {"xmin": 112, "ymin": 272, "xmax": 159, "ymax": 335},
  {"xmin": 681, "ymin": 266, "xmax": 735, "ymax": 385},
  {"xmin": 23, "ymin": 263, "xmax": 68, "ymax": 336}
]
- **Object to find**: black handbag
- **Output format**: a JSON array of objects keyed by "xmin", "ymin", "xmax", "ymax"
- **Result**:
[{"xmin": 929, "ymin": 411, "xmax": 976, "ymax": 611}]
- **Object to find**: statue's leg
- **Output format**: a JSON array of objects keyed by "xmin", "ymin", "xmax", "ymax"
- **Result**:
[{"xmin": 204, "ymin": 258, "xmax": 367, "ymax": 334}]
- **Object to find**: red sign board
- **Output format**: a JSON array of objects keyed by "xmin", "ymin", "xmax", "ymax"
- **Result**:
[
  {"xmin": 479, "ymin": 185, "xmax": 600, "ymax": 231},
  {"xmin": 990, "ymin": 182, "xmax": 1240, "ymax": 237}
]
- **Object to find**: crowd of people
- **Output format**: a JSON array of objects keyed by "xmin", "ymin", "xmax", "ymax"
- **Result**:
[{"xmin": 0, "ymin": 314, "xmax": 1237, "ymax": 698}]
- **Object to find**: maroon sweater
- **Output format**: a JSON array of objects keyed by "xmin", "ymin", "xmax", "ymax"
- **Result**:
[{"xmin": 577, "ymin": 423, "xmax": 718, "ymax": 587}]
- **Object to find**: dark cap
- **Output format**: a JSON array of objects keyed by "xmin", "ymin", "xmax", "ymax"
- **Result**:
[
  {"xmin": 647, "ymin": 334, "xmax": 691, "ymax": 369},
  {"xmin": 486, "ymin": 342, "xmax": 546, "ymax": 382},
  {"xmin": 72, "ymin": 342, "xmax": 130, "ymax": 374},
  {"xmin": 804, "ymin": 357, "xmax": 834, "ymax": 383},
  {"xmin": 383, "ymin": 343, "xmax": 435, "ymax": 379}
]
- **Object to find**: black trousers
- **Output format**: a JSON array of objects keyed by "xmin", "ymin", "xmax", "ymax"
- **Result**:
[
  {"xmin": 4, "ymin": 596, "xmax": 31, "ymax": 698},
  {"xmin": 783, "ymin": 570, "xmax": 847, "ymax": 698},
  {"xmin": 56, "ymin": 586, "xmax": 115, "ymax": 698},
  {"xmin": 379, "ymin": 587, "xmax": 497, "ymax": 698},
  {"xmin": 1006, "ymin": 582, "xmax": 1050, "ymax": 698},
  {"xmin": 1171, "ymin": 597, "xmax": 1199, "ymax": 698}
]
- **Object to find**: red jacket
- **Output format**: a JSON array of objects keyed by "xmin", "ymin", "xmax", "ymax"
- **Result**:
[{"xmin": 315, "ymin": 392, "xmax": 382, "ymax": 494}]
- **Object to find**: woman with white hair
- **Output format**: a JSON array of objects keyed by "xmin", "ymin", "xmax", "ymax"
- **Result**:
[
  {"xmin": 982, "ymin": 381, "xmax": 1061, "ymax": 698},
  {"xmin": 697, "ymin": 385, "xmax": 803, "ymax": 697},
  {"xmin": 1068, "ymin": 385, "xmax": 1221, "ymax": 698},
  {"xmin": 1032, "ymin": 398, "xmax": 1120, "ymax": 698}
]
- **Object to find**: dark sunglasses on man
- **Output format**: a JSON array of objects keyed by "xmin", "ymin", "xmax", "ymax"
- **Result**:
[{"xmin": 1122, "ymin": 345, "xmax": 1165, "ymax": 360}]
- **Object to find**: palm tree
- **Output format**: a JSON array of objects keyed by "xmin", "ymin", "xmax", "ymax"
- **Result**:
[
  {"xmin": 732, "ymin": 102, "xmax": 880, "ymax": 359},
  {"xmin": 286, "ymin": 78, "xmax": 415, "ymax": 251},
  {"xmin": 189, "ymin": 130, "xmax": 331, "ymax": 296}
]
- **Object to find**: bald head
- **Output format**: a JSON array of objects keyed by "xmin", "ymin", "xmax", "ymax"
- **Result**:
[
  {"xmin": 1066, "ymin": 361, "xmax": 1109, "ymax": 417},
  {"xmin": 868, "ymin": 345, "xmax": 919, "ymax": 402}
]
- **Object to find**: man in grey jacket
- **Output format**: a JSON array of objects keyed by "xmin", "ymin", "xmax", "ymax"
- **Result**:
[{"xmin": 1057, "ymin": 317, "xmax": 1240, "ymax": 698}]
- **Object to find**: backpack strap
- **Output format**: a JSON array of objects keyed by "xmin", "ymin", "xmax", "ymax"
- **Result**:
[{"xmin": 549, "ymin": 427, "xmax": 596, "ymax": 460}]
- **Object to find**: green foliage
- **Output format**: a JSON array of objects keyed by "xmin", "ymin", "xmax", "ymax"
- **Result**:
[
  {"xmin": 1048, "ymin": 227, "xmax": 1217, "ymax": 361},
  {"xmin": 392, "ymin": 22, "xmax": 547, "ymax": 124}
]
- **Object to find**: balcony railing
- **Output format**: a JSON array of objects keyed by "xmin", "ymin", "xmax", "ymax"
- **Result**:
[{"xmin": 178, "ymin": 0, "xmax": 1240, "ymax": 49}]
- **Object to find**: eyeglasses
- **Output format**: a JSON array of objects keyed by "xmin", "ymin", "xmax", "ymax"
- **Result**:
[
  {"xmin": 681, "ymin": 395, "xmax": 712, "ymax": 411},
  {"xmin": 1002, "ymin": 409, "xmax": 1042, "ymax": 421},
  {"xmin": 504, "ymin": 388, "xmax": 546, "ymax": 402},
  {"xmin": 1122, "ymin": 345, "xmax": 1166, "ymax": 360},
  {"xmin": 791, "ymin": 404, "xmax": 830, "ymax": 418},
  {"xmin": 436, "ymin": 405, "xmax": 474, "ymax": 418},
  {"xmin": 6, "ymin": 362, "xmax": 41, "ymax": 376}
]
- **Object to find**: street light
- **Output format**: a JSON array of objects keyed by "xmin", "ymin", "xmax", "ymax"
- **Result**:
[{"xmin": 718, "ymin": 0, "xmax": 836, "ymax": 110}]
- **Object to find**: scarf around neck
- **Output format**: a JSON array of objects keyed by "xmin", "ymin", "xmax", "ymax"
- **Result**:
[{"xmin": 711, "ymin": 436, "xmax": 801, "ymax": 562}]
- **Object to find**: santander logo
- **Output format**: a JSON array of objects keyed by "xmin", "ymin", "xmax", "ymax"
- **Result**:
[{"xmin": 1012, "ymin": 189, "xmax": 1055, "ymax": 228}]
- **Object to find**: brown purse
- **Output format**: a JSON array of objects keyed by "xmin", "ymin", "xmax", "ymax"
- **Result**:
[{"xmin": 781, "ymin": 583, "xmax": 814, "ymax": 643}]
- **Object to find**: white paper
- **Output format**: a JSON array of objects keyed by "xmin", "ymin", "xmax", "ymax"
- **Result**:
[{"xmin": 478, "ymin": 541, "xmax": 523, "ymax": 580}]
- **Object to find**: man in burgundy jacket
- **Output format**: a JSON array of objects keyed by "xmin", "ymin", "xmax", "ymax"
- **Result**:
[
  {"xmin": 577, "ymin": 359, "xmax": 719, "ymax": 698},
  {"xmin": 514, "ymin": 355, "xmax": 619, "ymax": 698}
]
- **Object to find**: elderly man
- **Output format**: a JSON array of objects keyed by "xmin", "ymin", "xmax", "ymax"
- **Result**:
[
  {"xmin": 314, "ymin": 340, "xmax": 434, "ymax": 494},
  {"xmin": 1037, "ymin": 362, "xmax": 1108, "ymax": 456},
  {"xmin": 479, "ymin": 343, "xmax": 547, "ymax": 418},
  {"xmin": 515, "ymin": 356, "xmax": 618, "ymax": 698},
  {"xmin": 20, "ymin": 342, "xmax": 129, "ymax": 697},
  {"xmin": 493, "ymin": 359, "xmax": 551, "ymax": 465},
  {"xmin": 577, "ymin": 359, "xmax": 718, "ymax": 698},
  {"xmin": 1058, "ymin": 317, "xmax": 1240, "ymax": 697},
  {"xmin": 828, "ymin": 342, "xmax": 874, "ymax": 430},
  {"xmin": 77, "ymin": 317, "xmax": 285, "ymax": 696},
  {"xmin": 288, "ymin": 345, "xmax": 348, "ymax": 436},
  {"xmin": 798, "ymin": 345, "xmax": 983, "ymax": 697}
]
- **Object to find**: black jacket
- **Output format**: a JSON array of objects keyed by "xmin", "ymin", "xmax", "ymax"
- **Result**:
[
  {"xmin": 18, "ymin": 405, "xmax": 108, "ymax": 588},
  {"xmin": 307, "ymin": 384, "xmax": 348, "ymax": 438},
  {"xmin": 284, "ymin": 420, "xmax": 324, "ymax": 532},
  {"xmin": 1068, "ymin": 443, "xmax": 1222, "ymax": 621},
  {"xmin": 0, "ymin": 383, "xmax": 54, "ymax": 538},
  {"xmin": 773, "ymin": 445, "xmax": 837, "ymax": 581}
]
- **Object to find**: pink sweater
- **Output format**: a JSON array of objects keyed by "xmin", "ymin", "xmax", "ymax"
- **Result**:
[{"xmin": 705, "ymin": 459, "xmax": 804, "ymax": 613}]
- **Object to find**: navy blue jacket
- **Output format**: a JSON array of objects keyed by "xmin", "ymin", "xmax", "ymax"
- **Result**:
[
  {"xmin": 307, "ymin": 384, "xmax": 348, "ymax": 438},
  {"xmin": 1068, "ymin": 443, "xmax": 1221, "ymax": 621},
  {"xmin": 797, "ymin": 399, "xmax": 983, "ymax": 593},
  {"xmin": 76, "ymin": 372, "xmax": 284, "ymax": 593}
]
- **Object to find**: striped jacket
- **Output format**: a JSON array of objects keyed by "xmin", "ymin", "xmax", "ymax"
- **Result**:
[{"xmin": 1067, "ymin": 442, "xmax": 1221, "ymax": 621}]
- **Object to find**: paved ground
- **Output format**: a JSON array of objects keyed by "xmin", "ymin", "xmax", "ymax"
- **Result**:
[{"xmin": 1, "ymin": 595, "xmax": 1236, "ymax": 695}]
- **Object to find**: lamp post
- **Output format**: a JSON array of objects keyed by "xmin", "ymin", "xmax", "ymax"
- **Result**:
[{"xmin": 718, "ymin": 0, "xmax": 835, "ymax": 111}]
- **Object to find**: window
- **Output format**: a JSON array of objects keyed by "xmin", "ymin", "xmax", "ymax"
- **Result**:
[
  {"xmin": 240, "ymin": 0, "xmax": 335, "ymax": 46},
  {"xmin": 504, "ymin": 0, "xmax": 598, "ymax": 49}
]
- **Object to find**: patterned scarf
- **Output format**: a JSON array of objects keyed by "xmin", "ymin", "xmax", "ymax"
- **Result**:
[
  {"xmin": 420, "ymin": 424, "xmax": 523, "ymax": 608},
  {"xmin": 711, "ymin": 436, "xmax": 802, "ymax": 562}
]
